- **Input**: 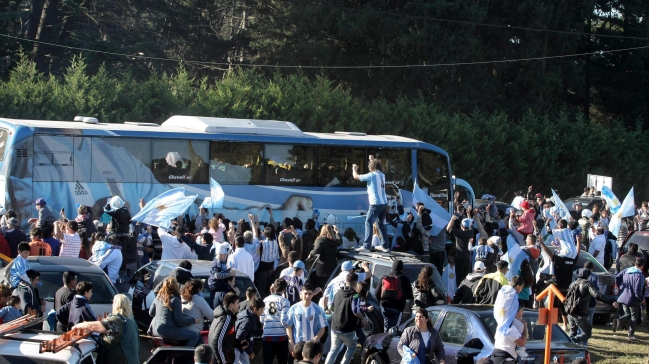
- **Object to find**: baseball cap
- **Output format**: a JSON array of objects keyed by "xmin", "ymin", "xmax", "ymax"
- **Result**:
[
  {"xmin": 293, "ymin": 260, "xmax": 306, "ymax": 270},
  {"xmin": 341, "ymin": 261, "xmax": 355, "ymax": 271},
  {"xmin": 7, "ymin": 217, "xmax": 19, "ymax": 227},
  {"xmin": 461, "ymin": 218, "xmax": 471, "ymax": 229},
  {"xmin": 34, "ymin": 198, "xmax": 46, "ymax": 206},
  {"xmin": 473, "ymin": 261, "xmax": 486, "ymax": 272},
  {"xmin": 218, "ymin": 244, "xmax": 230, "ymax": 255}
]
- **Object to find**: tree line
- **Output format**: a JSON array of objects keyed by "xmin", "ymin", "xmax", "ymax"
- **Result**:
[{"xmin": 1, "ymin": 57, "xmax": 646, "ymax": 202}]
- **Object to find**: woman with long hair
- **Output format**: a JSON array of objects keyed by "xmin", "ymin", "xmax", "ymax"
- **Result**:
[
  {"xmin": 149, "ymin": 277, "xmax": 201, "ymax": 346},
  {"xmin": 412, "ymin": 266, "xmax": 445, "ymax": 308},
  {"xmin": 181, "ymin": 279, "xmax": 213, "ymax": 334},
  {"xmin": 78, "ymin": 231, "xmax": 91, "ymax": 259},
  {"xmin": 340, "ymin": 227, "xmax": 358, "ymax": 250},
  {"xmin": 518, "ymin": 260, "xmax": 535, "ymax": 308},
  {"xmin": 308, "ymin": 224, "xmax": 342, "ymax": 291}
]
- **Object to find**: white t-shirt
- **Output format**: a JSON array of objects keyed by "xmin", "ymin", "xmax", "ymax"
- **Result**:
[
  {"xmin": 494, "ymin": 324, "xmax": 522, "ymax": 359},
  {"xmin": 227, "ymin": 248, "xmax": 255, "ymax": 282},
  {"xmin": 588, "ymin": 235, "xmax": 606, "ymax": 266},
  {"xmin": 421, "ymin": 331, "xmax": 431, "ymax": 346}
]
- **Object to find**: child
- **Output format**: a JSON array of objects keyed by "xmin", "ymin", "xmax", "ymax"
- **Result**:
[
  {"xmin": 471, "ymin": 237, "xmax": 495, "ymax": 265},
  {"xmin": 10, "ymin": 242, "xmax": 30, "ymax": 288},
  {"xmin": 0, "ymin": 296, "xmax": 22, "ymax": 322}
]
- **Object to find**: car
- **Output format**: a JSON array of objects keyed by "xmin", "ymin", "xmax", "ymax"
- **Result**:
[
  {"xmin": 0, "ymin": 331, "xmax": 98, "ymax": 364},
  {"xmin": 0, "ymin": 256, "xmax": 119, "ymax": 330},
  {"xmin": 620, "ymin": 229, "xmax": 649, "ymax": 275},
  {"xmin": 360, "ymin": 304, "xmax": 590, "ymax": 364},
  {"xmin": 538, "ymin": 247, "xmax": 617, "ymax": 325},
  {"xmin": 305, "ymin": 250, "xmax": 446, "ymax": 337},
  {"xmin": 130, "ymin": 259, "xmax": 258, "ymax": 330},
  {"xmin": 474, "ymin": 199, "xmax": 519, "ymax": 216},
  {"xmin": 564, "ymin": 196, "xmax": 604, "ymax": 220}
]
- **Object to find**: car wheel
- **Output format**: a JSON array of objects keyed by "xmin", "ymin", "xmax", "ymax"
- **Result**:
[
  {"xmin": 364, "ymin": 310, "xmax": 383, "ymax": 336},
  {"xmin": 593, "ymin": 314, "xmax": 611, "ymax": 326},
  {"xmin": 366, "ymin": 352, "xmax": 384, "ymax": 364}
]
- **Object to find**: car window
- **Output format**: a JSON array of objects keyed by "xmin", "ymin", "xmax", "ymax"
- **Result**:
[
  {"xmin": 153, "ymin": 266, "xmax": 173, "ymax": 288},
  {"xmin": 439, "ymin": 312, "xmax": 468, "ymax": 345},
  {"xmin": 372, "ymin": 265, "xmax": 391, "ymax": 290},
  {"xmin": 197, "ymin": 276, "xmax": 256, "ymax": 306},
  {"xmin": 480, "ymin": 313, "xmax": 570, "ymax": 342},
  {"xmin": 578, "ymin": 253, "xmax": 606, "ymax": 273},
  {"xmin": 145, "ymin": 348, "xmax": 195, "ymax": 364},
  {"xmin": 427, "ymin": 309, "xmax": 442, "ymax": 327},
  {"xmin": 40, "ymin": 272, "xmax": 115, "ymax": 304}
]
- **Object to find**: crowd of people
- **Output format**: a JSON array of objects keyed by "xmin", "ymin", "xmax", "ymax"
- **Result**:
[{"xmin": 1, "ymin": 154, "xmax": 648, "ymax": 364}]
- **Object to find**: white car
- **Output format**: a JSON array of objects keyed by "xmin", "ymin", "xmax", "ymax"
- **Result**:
[
  {"xmin": 0, "ymin": 331, "xmax": 98, "ymax": 363},
  {"xmin": 0, "ymin": 256, "xmax": 120, "ymax": 330}
]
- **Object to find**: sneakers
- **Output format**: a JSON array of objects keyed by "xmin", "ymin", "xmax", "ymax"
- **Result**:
[
  {"xmin": 612, "ymin": 319, "xmax": 619, "ymax": 334},
  {"xmin": 375, "ymin": 246, "xmax": 390, "ymax": 253},
  {"xmin": 628, "ymin": 335, "xmax": 639, "ymax": 341},
  {"xmin": 355, "ymin": 247, "xmax": 371, "ymax": 253},
  {"xmin": 516, "ymin": 347, "xmax": 529, "ymax": 358}
]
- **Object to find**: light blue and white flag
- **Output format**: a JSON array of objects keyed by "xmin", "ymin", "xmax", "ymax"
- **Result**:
[
  {"xmin": 552, "ymin": 189, "xmax": 571, "ymax": 221},
  {"xmin": 493, "ymin": 285, "xmax": 520, "ymax": 339},
  {"xmin": 411, "ymin": 184, "xmax": 451, "ymax": 236},
  {"xmin": 552, "ymin": 228, "xmax": 577, "ymax": 259},
  {"xmin": 601, "ymin": 186, "xmax": 622, "ymax": 214},
  {"xmin": 609, "ymin": 187, "xmax": 635, "ymax": 237},
  {"xmin": 501, "ymin": 233, "xmax": 528, "ymax": 281},
  {"xmin": 536, "ymin": 246, "xmax": 555, "ymax": 281},
  {"xmin": 132, "ymin": 188, "xmax": 198, "ymax": 230}
]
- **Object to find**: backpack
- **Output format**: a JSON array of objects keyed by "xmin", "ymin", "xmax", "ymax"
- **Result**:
[
  {"xmin": 564, "ymin": 281, "xmax": 586, "ymax": 315},
  {"xmin": 381, "ymin": 274, "xmax": 403, "ymax": 301}
]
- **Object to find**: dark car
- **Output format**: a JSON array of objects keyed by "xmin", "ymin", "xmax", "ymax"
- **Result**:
[
  {"xmin": 360, "ymin": 304, "xmax": 590, "ymax": 364},
  {"xmin": 306, "ymin": 250, "xmax": 446, "ymax": 337},
  {"xmin": 538, "ymin": 247, "xmax": 617, "ymax": 325},
  {"xmin": 564, "ymin": 196, "xmax": 604, "ymax": 220},
  {"xmin": 620, "ymin": 230, "xmax": 649, "ymax": 275}
]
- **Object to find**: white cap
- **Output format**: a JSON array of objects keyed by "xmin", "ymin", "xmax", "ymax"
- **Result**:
[
  {"xmin": 473, "ymin": 261, "xmax": 486, "ymax": 272},
  {"xmin": 218, "ymin": 244, "xmax": 230, "ymax": 255}
]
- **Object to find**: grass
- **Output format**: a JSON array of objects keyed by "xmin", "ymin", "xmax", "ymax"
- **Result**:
[{"xmin": 588, "ymin": 323, "xmax": 649, "ymax": 363}]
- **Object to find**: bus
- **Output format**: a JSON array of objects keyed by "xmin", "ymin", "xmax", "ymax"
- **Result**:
[{"xmin": 0, "ymin": 115, "xmax": 454, "ymax": 233}]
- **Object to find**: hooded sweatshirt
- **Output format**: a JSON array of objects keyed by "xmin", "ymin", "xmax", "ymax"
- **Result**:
[
  {"xmin": 67, "ymin": 295, "xmax": 97, "ymax": 329},
  {"xmin": 159, "ymin": 229, "xmax": 196, "ymax": 260},
  {"xmin": 235, "ymin": 308, "xmax": 262, "ymax": 355},
  {"xmin": 375, "ymin": 260, "xmax": 414, "ymax": 311},
  {"xmin": 616, "ymin": 266, "xmax": 645, "ymax": 307},
  {"xmin": 331, "ymin": 286, "xmax": 359, "ymax": 333},
  {"xmin": 568, "ymin": 268, "xmax": 614, "ymax": 316},
  {"xmin": 209, "ymin": 305, "xmax": 237, "ymax": 364},
  {"xmin": 453, "ymin": 272, "xmax": 484, "ymax": 304}
]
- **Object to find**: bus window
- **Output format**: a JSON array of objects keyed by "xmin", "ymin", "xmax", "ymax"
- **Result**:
[
  {"xmin": 0, "ymin": 128, "xmax": 7, "ymax": 161},
  {"xmin": 152, "ymin": 140, "xmax": 209, "ymax": 184},
  {"xmin": 91, "ymin": 138, "xmax": 152, "ymax": 183},
  {"xmin": 417, "ymin": 150, "xmax": 450, "ymax": 210},
  {"xmin": 210, "ymin": 142, "xmax": 263, "ymax": 185},
  {"xmin": 367, "ymin": 148, "xmax": 413, "ymax": 191},
  {"xmin": 33, "ymin": 135, "xmax": 74, "ymax": 182},
  {"xmin": 316, "ymin": 146, "xmax": 366, "ymax": 187},
  {"xmin": 264, "ymin": 144, "xmax": 316, "ymax": 186}
]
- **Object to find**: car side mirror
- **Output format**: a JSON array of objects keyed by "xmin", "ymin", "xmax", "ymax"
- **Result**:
[{"xmin": 388, "ymin": 326, "xmax": 400, "ymax": 336}]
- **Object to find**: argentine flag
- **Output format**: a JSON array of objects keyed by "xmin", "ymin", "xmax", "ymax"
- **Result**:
[
  {"xmin": 411, "ymin": 184, "xmax": 451, "ymax": 236},
  {"xmin": 601, "ymin": 186, "xmax": 622, "ymax": 214},
  {"xmin": 132, "ymin": 188, "xmax": 198, "ymax": 230},
  {"xmin": 501, "ymin": 233, "xmax": 528, "ymax": 281},
  {"xmin": 609, "ymin": 187, "xmax": 635, "ymax": 237},
  {"xmin": 552, "ymin": 189, "xmax": 571, "ymax": 221},
  {"xmin": 201, "ymin": 178, "xmax": 225, "ymax": 209},
  {"xmin": 552, "ymin": 227, "xmax": 577, "ymax": 259}
]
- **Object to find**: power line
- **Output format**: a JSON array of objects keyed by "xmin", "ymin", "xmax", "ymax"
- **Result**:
[
  {"xmin": 274, "ymin": 0, "xmax": 649, "ymax": 42},
  {"xmin": 2, "ymin": 33, "xmax": 648, "ymax": 69}
]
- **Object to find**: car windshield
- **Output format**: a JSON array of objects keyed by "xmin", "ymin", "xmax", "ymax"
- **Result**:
[
  {"xmin": 538, "ymin": 249, "xmax": 607, "ymax": 273},
  {"xmin": 480, "ymin": 312, "xmax": 570, "ymax": 342},
  {"xmin": 40, "ymin": 272, "xmax": 116, "ymax": 304},
  {"xmin": 195, "ymin": 275, "xmax": 256, "ymax": 305}
]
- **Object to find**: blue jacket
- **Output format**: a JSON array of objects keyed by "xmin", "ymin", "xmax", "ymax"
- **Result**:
[
  {"xmin": 235, "ymin": 308, "xmax": 262, "ymax": 355},
  {"xmin": 67, "ymin": 295, "xmax": 97, "ymax": 329},
  {"xmin": 616, "ymin": 267, "xmax": 645, "ymax": 307}
]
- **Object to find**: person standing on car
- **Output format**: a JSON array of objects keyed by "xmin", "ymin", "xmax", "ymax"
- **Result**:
[
  {"xmin": 412, "ymin": 265, "xmax": 444, "ymax": 308},
  {"xmin": 397, "ymin": 307, "xmax": 445, "ymax": 364},
  {"xmin": 453, "ymin": 262, "xmax": 486, "ymax": 304},
  {"xmin": 352, "ymin": 157, "xmax": 390, "ymax": 253},
  {"xmin": 565, "ymin": 268, "xmax": 617, "ymax": 346},
  {"xmin": 446, "ymin": 214, "xmax": 475, "ymax": 285},
  {"xmin": 375, "ymin": 259, "xmax": 413, "ymax": 330},
  {"xmin": 262, "ymin": 279, "xmax": 291, "ymax": 364},
  {"xmin": 325, "ymin": 273, "xmax": 365, "ymax": 364},
  {"xmin": 613, "ymin": 257, "xmax": 645, "ymax": 341},
  {"xmin": 210, "ymin": 292, "xmax": 239, "ymax": 364}
]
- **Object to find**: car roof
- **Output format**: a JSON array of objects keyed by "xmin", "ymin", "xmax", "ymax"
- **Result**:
[
  {"xmin": 10, "ymin": 257, "xmax": 107, "ymax": 273},
  {"xmin": 0, "ymin": 332, "xmax": 97, "ymax": 361},
  {"xmin": 435, "ymin": 304, "xmax": 539, "ymax": 317},
  {"xmin": 157, "ymin": 259, "xmax": 247, "ymax": 277},
  {"xmin": 337, "ymin": 250, "xmax": 429, "ymax": 265}
]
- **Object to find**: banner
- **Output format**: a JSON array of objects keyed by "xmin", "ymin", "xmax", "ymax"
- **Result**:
[{"xmin": 411, "ymin": 184, "xmax": 451, "ymax": 236}]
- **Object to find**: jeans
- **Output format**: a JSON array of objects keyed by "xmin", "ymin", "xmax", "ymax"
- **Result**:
[
  {"xmin": 262, "ymin": 340, "xmax": 290, "ymax": 364},
  {"xmin": 619, "ymin": 304, "xmax": 640, "ymax": 336},
  {"xmin": 324, "ymin": 331, "xmax": 357, "ymax": 364},
  {"xmin": 382, "ymin": 307, "xmax": 402, "ymax": 332},
  {"xmin": 355, "ymin": 326, "xmax": 367, "ymax": 347},
  {"xmin": 568, "ymin": 314, "xmax": 592, "ymax": 344},
  {"xmin": 234, "ymin": 349, "xmax": 250, "ymax": 364},
  {"xmin": 429, "ymin": 250, "xmax": 446, "ymax": 277},
  {"xmin": 363, "ymin": 204, "xmax": 389, "ymax": 249},
  {"xmin": 588, "ymin": 306, "xmax": 595, "ymax": 323}
]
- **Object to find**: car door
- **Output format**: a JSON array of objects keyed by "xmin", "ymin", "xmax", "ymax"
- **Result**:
[
  {"xmin": 437, "ymin": 311, "xmax": 471, "ymax": 364},
  {"xmin": 386, "ymin": 309, "xmax": 443, "ymax": 363}
]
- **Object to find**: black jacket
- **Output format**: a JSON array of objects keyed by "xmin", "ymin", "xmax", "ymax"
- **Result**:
[
  {"xmin": 66, "ymin": 295, "xmax": 97, "ymax": 329},
  {"xmin": 331, "ymin": 287, "xmax": 359, "ymax": 333},
  {"xmin": 104, "ymin": 205, "xmax": 132, "ymax": 236},
  {"xmin": 153, "ymin": 267, "xmax": 194, "ymax": 295},
  {"xmin": 311, "ymin": 234, "xmax": 342, "ymax": 278},
  {"xmin": 210, "ymin": 305, "xmax": 237, "ymax": 364},
  {"xmin": 474, "ymin": 272, "xmax": 509, "ymax": 305},
  {"xmin": 300, "ymin": 229, "xmax": 318, "ymax": 262},
  {"xmin": 186, "ymin": 240, "xmax": 214, "ymax": 261},
  {"xmin": 452, "ymin": 273, "xmax": 484, "ymax": 304},
  {"xmin": 234, "ymin": 308, "xmax": 262, "ymax": 355},
  {"xmin": 568, "ymin": 269, "xmax": 614, "ymax": 316},
  {"xmin": 375, "ymin": 273, "xmax": 413, "ymax": 311},
  {"xmin": 616, "ymin": 252, "xmax": 644, "ymax": 274},
  {"xmin": 54, "ymin": 286, "xmax": 75, "ymax": 312}
]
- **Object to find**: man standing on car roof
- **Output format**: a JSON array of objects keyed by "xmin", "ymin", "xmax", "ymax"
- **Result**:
[
  {"xmin": 353, "ymin": 156, "xmax": 390, "ymax": 253},
  {"xmin": 375, "ymin": 259, "xmax": 413, "ymax": 331}
]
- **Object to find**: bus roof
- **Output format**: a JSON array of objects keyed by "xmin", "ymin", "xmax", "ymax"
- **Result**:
[{"xmin": 0, "ymin": 115, "xmax": 446, "ymax": 155}]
